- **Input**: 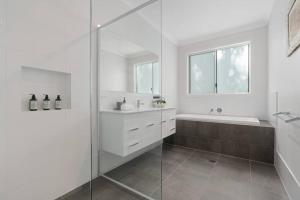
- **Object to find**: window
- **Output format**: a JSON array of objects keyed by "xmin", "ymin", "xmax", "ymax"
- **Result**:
[
  {"xmin": 135, "ymin": 61, "xmax": 160, "ymax": 94},
  {"xmin": 189, "ymin": 43, "xmax": 249, "ymax": 94}
]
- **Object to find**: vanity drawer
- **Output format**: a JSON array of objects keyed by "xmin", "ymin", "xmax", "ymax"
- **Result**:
[
  {"xmin": 124, "ymin": 118, "xmax": 141, "ymax": 130},
  {"xmin": 126, "ymin": 126, "xmax": 141, "ymax": 141},
  {"xmin": 162, "ymin": 109, "xmax": 176, "ymax": 138},
  {"xmin": 125, "ymin": 140, "xmax": 142, "ymax": 155},
  {"xmin": 162, "ymin": 120, "xmax": 168, "ymax": 138},
  {"xmin": 141, "ymin": 111, "xmax": 161, "ymax": 125},
  {"xmin": 162, "ymin": 109, "xmax": 176, "ymax": 121},
  {"xmin": 143, "ymin": 123, "xmax": 161, "ymax": 146},
  {"xmin": 169, "ymin": 127, "xmax": 176, "ymax": 135},
  {"xmin": 169, "ymin": 118, "xmax": 176, "ymax": 129}
]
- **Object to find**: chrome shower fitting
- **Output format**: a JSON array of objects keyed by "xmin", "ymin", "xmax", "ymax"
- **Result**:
[{"xmin": 216, "ymin": 107, "xmax": 223, "ymax": 113}]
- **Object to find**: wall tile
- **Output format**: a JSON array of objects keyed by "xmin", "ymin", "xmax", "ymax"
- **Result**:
[
  {"xmin": 221, "ymin": 141, "xmax": 250, "ymax": 159},
  {"xmin": 250, "ymin": 145, "xmax": 274, "ymax": 163},
  {"xmin": 167, "ymin": 120, "xmax": 274, "ymax": 163}
]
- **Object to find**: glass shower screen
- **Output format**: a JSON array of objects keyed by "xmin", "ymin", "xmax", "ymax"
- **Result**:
[{"xmin": 92, "ymin": 1, "xmax": 163, "ymax": 199}]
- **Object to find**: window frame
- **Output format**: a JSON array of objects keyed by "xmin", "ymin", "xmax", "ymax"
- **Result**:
[
  {"xmin": 187, "ymin": 42, "xmax": 251, "ymax": 96},
  {"xmin": 134, "ymin": 60, "xmax": 160, "ymax": 95}
]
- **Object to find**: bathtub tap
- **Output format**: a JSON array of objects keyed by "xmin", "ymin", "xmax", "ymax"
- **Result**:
[{"xmin": 216, "ymin": 107, "xmax": 223, "ymax": 113}]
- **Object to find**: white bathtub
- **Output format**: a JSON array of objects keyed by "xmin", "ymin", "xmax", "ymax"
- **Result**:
[{"xmin": 176, "ymin": 114, "xmax": 260, "ymax": 126}]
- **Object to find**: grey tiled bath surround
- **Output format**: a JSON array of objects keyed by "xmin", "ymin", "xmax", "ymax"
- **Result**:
[{"xmin": 164, "ymin": 120, "xmax": 275, "ymax": 163}]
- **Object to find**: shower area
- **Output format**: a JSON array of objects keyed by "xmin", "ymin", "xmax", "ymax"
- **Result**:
[{"xmin": 90, "ymin": 0, "xmax": 165, "ymax": 199}]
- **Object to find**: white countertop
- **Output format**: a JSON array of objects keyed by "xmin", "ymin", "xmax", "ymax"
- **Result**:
[{"xmin": 100, "ymin": 107, "xmax": 176, "ymax": 114}]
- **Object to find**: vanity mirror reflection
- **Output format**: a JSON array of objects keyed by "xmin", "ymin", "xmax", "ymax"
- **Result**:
[{"xmin": 100, "ymin": 29, "xmax": 160, "ymax": 96}]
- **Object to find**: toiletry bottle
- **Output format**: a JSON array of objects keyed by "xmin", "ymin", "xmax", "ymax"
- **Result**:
[
  {"xmin": 43, "ymin": 94, "xmax": 51, "ymax": 110},
  {"xmin": 55, "ymin": 95, "xmax": 62, "ymax": 110},
  {"xmin": 121, "ymin": 97, "xmax": 127, "ymax": 111},
  {"xmin": 29, "ymin": 94, "xmax": 38, "ymax": 111}
]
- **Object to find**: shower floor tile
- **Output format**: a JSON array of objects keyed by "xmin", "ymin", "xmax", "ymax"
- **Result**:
[
  {"xmin": 62, "ymin": 145, "xmax": 288, "ymax": 200},
  {"xmin": 60, "ymin": 176, "xmax": 143, "ymax": 200}
]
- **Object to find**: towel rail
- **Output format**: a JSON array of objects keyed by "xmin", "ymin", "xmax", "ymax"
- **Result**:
[
  {"xmin": 273, "ymin": 111, "xmax": 300, "ymax": 123},
  {"xmin": 273, "ymin": 112, "xmax": 290, "ymax": 116},
  {"xmin": 284, "ymin": 116, "xmax": 300, "ymax": 123}
]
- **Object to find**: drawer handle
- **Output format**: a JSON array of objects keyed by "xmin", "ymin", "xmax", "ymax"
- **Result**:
[
  {"xmin": 129, "ymin": 128, "xmax": 139, "ymax": 131},
  {"xmin": 170, "ymin": 118, "xmax": 176, "ymax": 121},
  {"xmin": 128, "ymin": 142, "xmax": 139, "ymax": 147},
  {"xmin": 170, "ymin": 128, "xmax": 176, "ymax": 131},
  {"xmin": 162, "ymin": 120, "xmax": 167, "ymax": 123},
  {"xmin": 147, "ymin": 123, "xmax": 155, "ymax": 127}
]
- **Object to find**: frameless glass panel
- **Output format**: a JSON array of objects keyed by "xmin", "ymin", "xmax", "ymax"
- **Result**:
[
  {"xmin": 217, "ymin": 44, "xmax": 249, "ymax": 93},
  {"xmin": 189, "ymin": 52, "xmax": 216, "ymax": 94},
  {"xmin": 93, "ymin": 1, "xmax": 162, "ymax": 200}
]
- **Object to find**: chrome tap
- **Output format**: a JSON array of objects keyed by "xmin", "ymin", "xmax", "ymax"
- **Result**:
[{"xmin": 216, "ymin": 107, "xmax": 223, "ymax": 113}]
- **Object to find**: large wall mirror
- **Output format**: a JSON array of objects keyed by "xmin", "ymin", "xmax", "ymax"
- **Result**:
[{"xmin": 100, "ymin": 29, "xmax": 160, "ymax": 95}]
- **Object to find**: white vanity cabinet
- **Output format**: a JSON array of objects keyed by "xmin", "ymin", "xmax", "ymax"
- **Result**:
[
  {"xmin": 162, "ymin": 109, "xmax": 176, "ymax": 138},
  {"xmin": 100, "ymin": 108, "xmax": 176, "ymax": 157}
]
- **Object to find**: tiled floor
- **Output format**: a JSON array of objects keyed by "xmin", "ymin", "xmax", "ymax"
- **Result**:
[
  {"xmin": 59, "ymin": 177, "xmax": 142, "ymax": 200},
  {"xmin": 63, "ymin": 145, "xmax": 289, "ymax": 200}
]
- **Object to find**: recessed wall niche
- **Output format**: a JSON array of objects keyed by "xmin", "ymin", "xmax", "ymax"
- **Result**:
[{"xmin": 21, "ymin": 66, "xmax": 71, "ymax": 111}]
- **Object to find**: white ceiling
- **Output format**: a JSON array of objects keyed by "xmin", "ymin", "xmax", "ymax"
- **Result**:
[{"xmin": 124, "ymin": 0, "xmax": 275, "ymax": 45}]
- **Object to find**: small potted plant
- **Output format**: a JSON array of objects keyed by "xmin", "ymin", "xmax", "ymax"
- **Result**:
[{"xmin": 152, "ymin": 98, "xmax": 166, "ymax": 108}]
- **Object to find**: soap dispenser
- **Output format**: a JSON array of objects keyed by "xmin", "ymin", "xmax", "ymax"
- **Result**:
[
  {"xmin": 29, "ymin": 94, "xmax": 38, "ymax": 111},
  {"xmin": 120, "ymin": 97, "xmax": 127, "ymax": 111},
  {"xmin": 55, "ymin": 95, "xmax": 62, "ymax": 110},
  {"xmin": 43, "ymin": 94, "xmax": 51, "ymax": 110}
]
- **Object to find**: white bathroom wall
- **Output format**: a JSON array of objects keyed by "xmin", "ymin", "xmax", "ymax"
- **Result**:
[
  {"xmin": 268, "ymin": 0, "xmax": 300, "ymax": 199},
  {"xmin": 100, "ymin": 50, "xmax": 128, "ymax": 92},
  {"xmin": 177, "ymin": 27, "xmax": 269, "ymax": 120},
  {"xmin": 162, "ymin": 38, "xmax": 178, "ymax": 108},
  {"xmin": 1, "ymin": 1, "xmax": 91, "ymax": 200},
  {"xmin": 0, "ymin": 0, "xmax": 6, "ymax": 196}
]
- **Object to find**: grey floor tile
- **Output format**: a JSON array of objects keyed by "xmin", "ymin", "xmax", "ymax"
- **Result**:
[
  {"xmin": 207, "ymin": 178, "xmax": 251, "ymax": 200},
  {"xmin": 192, "ymin": 150, "xmax": 220, "ymax": 161},
  {"xmin": 91, "ymin": 178, "xmax": 142, "ymax": 200},
  {"xmin": 250, "ymin": 185, "xmax": 289, "ymax": 200},
  {"xmin": 211, "ymin": 155, "xmax": 251, "ymax": 183},
  {"xmin": 207, "ymin": 155, "xmax": 251, "ymax": 199},
  {"xmin": 162, "ymin": 161, "xmax": 177, "ymax": 180},
  {"xmin": 250, "ymin": 161, "xmax": 288, "ymax": 198},
  {"xmin": 162, "ymin": 183, "xmax": 203, "ymax": 200},
  {"xmin": 162, "ymin": 145, "xmax": 194, "ymax": 165},
  {"xmin": 200, "ymin": 188, "xmax": 244, "ymax": 200},
  {"xmin": 118, "ymin": 169, "xmax": 161, "ymax": 196},
  {"xmin": 63, "ymin": 185, "xmax": 90, "ymax": 200},
  {"xmin": 105, "ymin": 163, "xmax": 138, "ymax": 181},
  {"xmin": 163, "ymin": 166, "xmax": 209, "ymax": 199},
  {"xmin": 64, "ymin": 145, "xmax": 288, "ymax": 200},
  {"xmin": 180, "ymin": 150, "xmax": 219, "ymax": 178},
  {"xmin": 62, "ymin": 177, "xmax": 142, "ymax": 200}
]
